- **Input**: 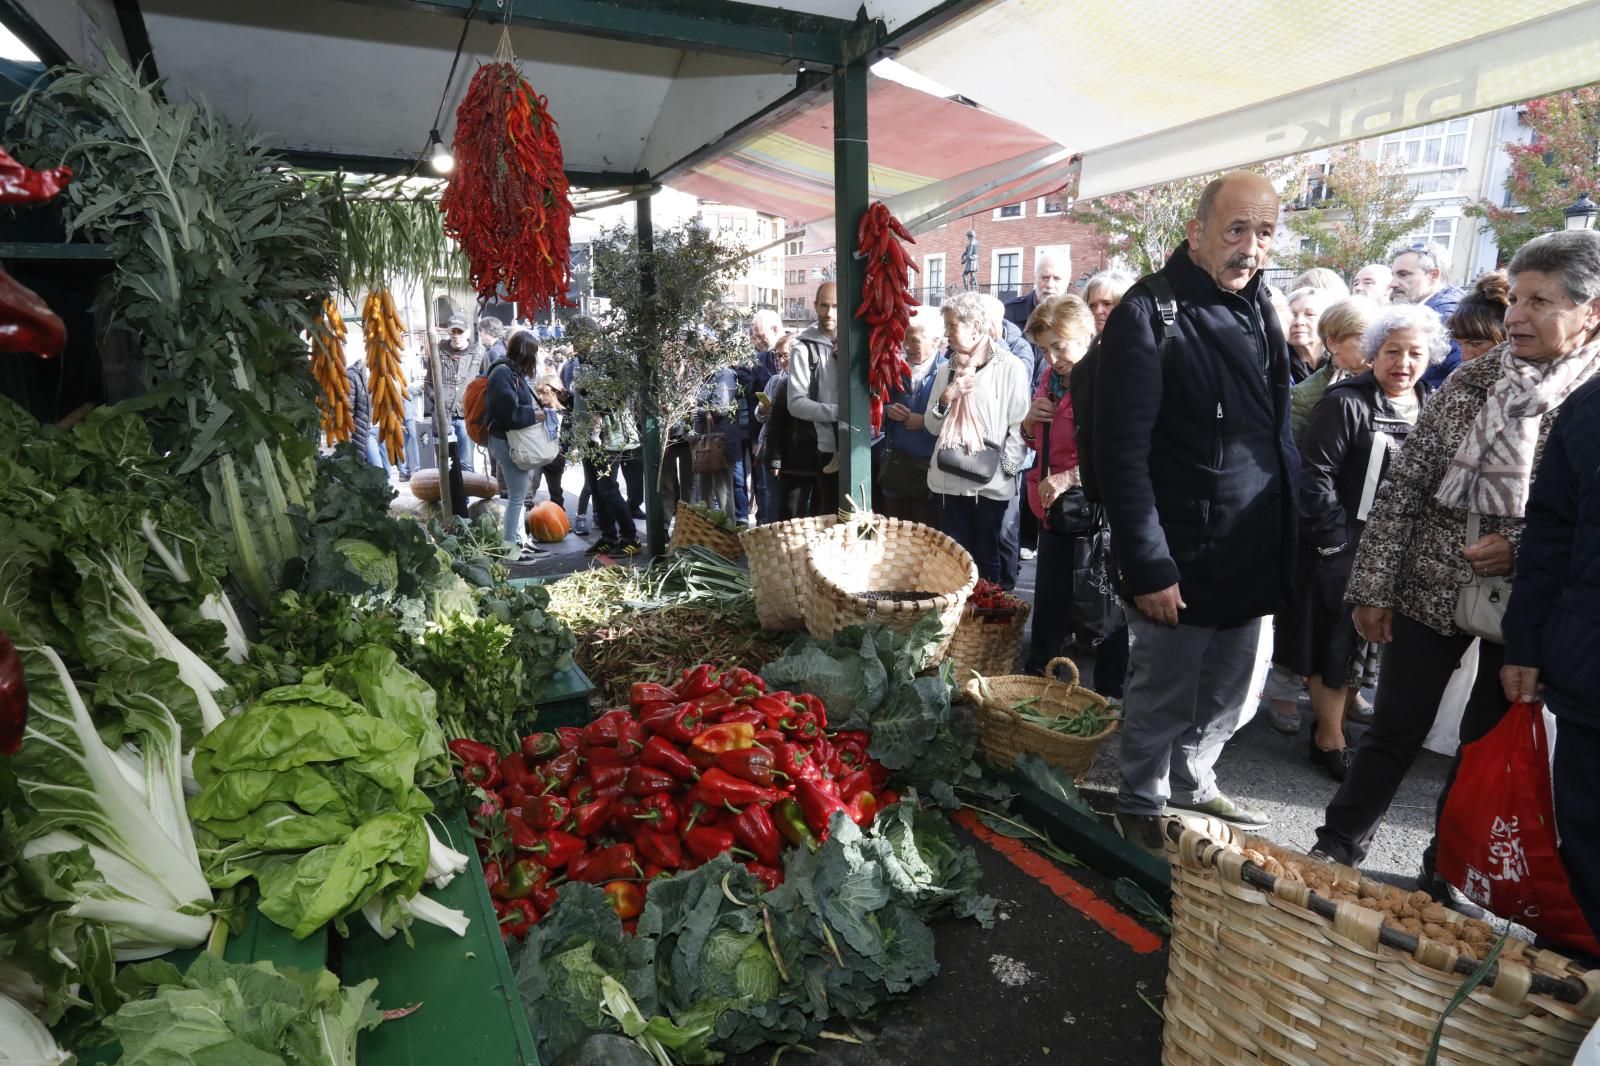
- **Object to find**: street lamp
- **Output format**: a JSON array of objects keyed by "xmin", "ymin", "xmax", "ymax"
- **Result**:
[{"xmin": 1564, "ymin": 192, "xmax": 1597, "ymax": 232}]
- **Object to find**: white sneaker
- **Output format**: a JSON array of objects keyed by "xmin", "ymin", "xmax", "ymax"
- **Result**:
[{"xmin": 1020, "ymin": 547, "xmax": 1037, "ymax": 560}]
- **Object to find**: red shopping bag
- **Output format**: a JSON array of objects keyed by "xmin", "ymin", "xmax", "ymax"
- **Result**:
[{"xmin": 1436, "ymin": 700, "xmax": 1600, "ymax": 957}]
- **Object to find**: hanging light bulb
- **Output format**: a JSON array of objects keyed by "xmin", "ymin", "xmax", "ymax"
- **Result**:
[{"xmin": 428, "ymin": 129, "xmax": 454, "ymax": 175}]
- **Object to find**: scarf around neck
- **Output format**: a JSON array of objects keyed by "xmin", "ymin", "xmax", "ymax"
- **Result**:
[
  {"xmin": 1435, "ymin": 335, "xmax": 1600, "ymax": 516},
  {"xmin": 936, "ymin": 340, "xmax": 993, "ymax": 454}
]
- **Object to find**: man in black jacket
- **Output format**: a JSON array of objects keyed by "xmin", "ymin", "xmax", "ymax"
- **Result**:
[{"xmin": 1095, "ymin": 171, "xmax": 1298, "ymax": 853}]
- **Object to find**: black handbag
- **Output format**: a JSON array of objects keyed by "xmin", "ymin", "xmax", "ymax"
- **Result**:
[
  {"xmin": 1039, "ymin": 415, "xmax": 1096, "ymax": 535},
  {"xmin": 1070, "ymin": 527, "xmax": 1126, "ymax": 643},
  {"xmin": 880, "ymin": 449, "xmax": 933, "ymax": 499},
  {"xmin": 935, "ymin": 440, "xmax": 1002, "ymax": 483}
]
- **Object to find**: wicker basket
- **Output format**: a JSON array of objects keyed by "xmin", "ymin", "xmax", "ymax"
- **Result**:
[
  {"xmin": 963, "ymin": 656, "xmax": 1116, "ymax": 781},
  {"xmin": 945, "ymin": 600, "xmax": 1031, "ymax": 685},
  {"xmin": 801, "ymin": 514, "xmax": 976, "ymax": 659},
  {"xmin": 741, "ymin": 514, "xmax": 838, "ymax": 630},
  {"xmin": 1164, "ymin": 821, "xmax": 1600, "ymax": 1065},
  {"xmin": 668, "ymin": 502, "xmax": 744, "ymax": 560}
]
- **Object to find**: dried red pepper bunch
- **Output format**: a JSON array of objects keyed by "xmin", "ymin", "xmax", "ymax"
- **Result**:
[
  {"xmin": 441, "ymin": 61, "xmax": 575, "ymax": 310},
  {"xmin": 855, "ymin": 201, "xmax": 918, "ymax": 434}
]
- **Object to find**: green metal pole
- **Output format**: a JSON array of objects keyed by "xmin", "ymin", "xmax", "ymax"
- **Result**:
[
  {"xmin": 832, "ymin": 57, "xmax": 871, "ymax": 512},
  {"xmin": 637, "ymin": 194, "xmax": 667, "ymax": 557}
]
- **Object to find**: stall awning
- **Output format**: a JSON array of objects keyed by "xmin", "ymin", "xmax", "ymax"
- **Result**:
[
  {"xmin": 672, "ymin": 73, "xmax": 1075, "ymax": 244},
  {"xmin": 898, "ymin": 0, "xmax": 1600, "ymax": 200}
]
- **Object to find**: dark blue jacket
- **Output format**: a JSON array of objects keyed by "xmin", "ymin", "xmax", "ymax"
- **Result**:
[
  {"xmin": 885, "ymin": 357, "xmax": 945, "ymax": 460},
  {"xmin": 1420, "ymin": 285, "xmax": 1465, "ymax": 390},
  {"xmin": 1094, "ymin": 241, "xmax": 1298, "ymax": 628},
  {"xmin": 1504, "ymin": 377, "xmax": 1600, "ymax": 723},
  {"xmin": 484, "ymin": 360, "xmax": 539, "ymax": 439}
]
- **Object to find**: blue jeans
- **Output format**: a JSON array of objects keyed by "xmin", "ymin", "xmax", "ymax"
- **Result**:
[
  {"xmin": 487, "ymin": 435, "xmax": 531, "ymax": 546},
  {"xmin": 364, "ymin": 428, "xmax": 388, "ymax": 472},
  {"xmin": 937, "ymin": 492, "xmax": 1008, "ymax": 582},
  {"xmin": 451, "ymin": 418, "xmax": 475, "ymax": 472},
  {"xmin": 731, "ymin": 451, "xmax": 749, "ymax": 523},
  {"xmin": 402, "ymin": 421, "xmax": 420, "ymax": 473}
]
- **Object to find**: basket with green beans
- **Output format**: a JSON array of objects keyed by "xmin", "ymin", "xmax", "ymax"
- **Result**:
[{"xmin": 964, "ymin": 657, "xmax": 1121, "ymax": 780}]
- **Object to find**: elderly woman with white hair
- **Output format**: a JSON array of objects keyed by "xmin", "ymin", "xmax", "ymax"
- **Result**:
[
  {"xmin": 1285, "ymin": 286, "xmax": 1338, "ymax": 382},
  {"xmin": 923, "ymin": 290, "xmax": 1032, "ymax": 581},
  {"xmin": 1083, "ymin": 270, "xmax": 1136, "ymax": 335},
  {"xmin": 1314, "ymin": 229, "xmax": 1600, "ymax": 892},
  {"xmin": 1271, "ymin": 303, "xmax": 1440, "ymax": 780}
]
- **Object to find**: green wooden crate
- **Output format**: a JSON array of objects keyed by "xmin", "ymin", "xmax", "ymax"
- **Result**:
[{"xmin": 341, "ymin": 811, "xmax": 540, "ymax": 1066}]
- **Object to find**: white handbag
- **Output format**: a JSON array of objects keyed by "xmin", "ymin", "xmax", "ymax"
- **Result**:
[
  {"xmin": 507, "ymin": 411, "xmax": 558, "ymax": 471},
  {"xmin": 1454, "ymin": 511, "xmax": 1510, "ymax": 644}
]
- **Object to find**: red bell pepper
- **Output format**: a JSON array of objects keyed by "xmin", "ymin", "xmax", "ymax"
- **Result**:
[
  {"xmin": 719, "ymin": 666, "xmax": 766, "ymax": 697},
  {"xmin": 567, "ymin": 779, "xmax": 594, "ymax": 806},
  {"xmin": 506, "ymin": 815, "xmax": 543, "ymax": 854},
  {"xmin": 501, "ymin": 896, "xmax": 540, "ymax": 939},
  {"xmin": 500, "ymin": 753, "xmax": 531, "ymax": 788},
  {"xmin": 775, "ymin": 742, "xmax": 821, "ymax": 783},
  {"xmin": 572, "ymin": 796, "xmax": 615, "ymax": 837},
  {"xmin": 555, "ymin": 726, "xmax": 585, "ymax": 752},
  {"xmin": 0, "ymin": 631, "xmax": 24, "ymax": 756},
  {"xmin": 835, "ymin": 770, "xmax": 873, "ymax": 802},
  {"xmin": 684, "ymin": 826, "xmax": 736, "ymax": 862},
  {"xmin": 774, "ymin": 797, "xmax": 819, "ymax": 852},
  {"xmin": 503, "ymin": 857, "xmax": 550, "ymax": 899},
  {"xmin": 530, "ymin": 829, "xmax": 584, "ymax": 869},
  {"xmin": 689, "ymin": 689, "xmax": 735, "ymax": 715},
  {"xmin": 584, "ymin": 709, "xmax": 633, "ymax": 747},
  {"xmin": 679, "ymin": 796, "xmax": 716, "ymax": 833},
  {"xmin": 482, "ymin": 860, "xmax": 503, "ymax": 895},
  {"xmin": 687, "ymin": 744, "xmax": 718, "ymax": 771},
  {"xmin": 674, "ymin": 663, "xmax": 721, "ymax": 700},
  {"xmin": 635, "ymin": 826, "xmax": 683, "ymax": 869},
  {"xmin": 715, "ymin": 748, "xmax": 781, "ymax": 787},
  {"xmin": 645, "ymin": 704, "xmax": 703, "ymax": 746},
  {"xmin": 571, "ymin": 843, "xmax": 639, "ymax": 883},
  {"xmin": 750, "ymin": 694, "xmax": 792, "ymax": 723},
  {"xmin": 603, "ymin": 880, "xmax": 644, "ymax": 920},
  {"xmin": 611, "ymin": 795, "xmax": 644, "ymax": 831},
  {"xmin": 626, "ymin": 766, "xmax": 681, "ymax": 797},
  {"xmin": 499, "ymin": 784, "xmax": 533, "ymax": 813},
  {"xmin": 692, "ymin": 722, "xmax": 755, "ymax": 754},
  {"xmin": 630, "ymin": 681, "xmax": 677, "ymax": 709},
  {"xmin": 590, "ymin": 764, "xmax": 628, "ymax": 792},
  {"xmin": 694, "ymin": 768, "xmax": 779, "ymax": 809},
  {"xmin": 843, "ymin": 788, "xmax": 880, "ymax": 826},
  {"xmin": 530, "ymin": 885, "xmax": 560, "ymax": 914},
  {"xmin": 526, "ymin": 794, "xmax": 572, "ymax": 830},
  {"xmin": 536, "ymin": 750, "xmax": 580, "ymax": 794},
  {"xmin": 448, "ymin": 738, "xmax": 499, "ymax": 766},
  {"xmin": 712, "ymin": 706, "xmax": 766, "ymax": 727},
  {"xmin": 633, "ymin": 793, "xmax": 679, "ymax": 831},
  {"xmin": 744, "ymin": 861, "xmax": 784, "ymax": 892},
  {"xmin": 795, "ymin": 778, "xmax": 848, "ymax": 839},
  {"xmin": 879, "ymin": 789, "xmax": 900, "ymax": 808},
  {"xmin": 795, "ymin": 692, "xmax": 828, "ymax": 728},
  {"xmin": 462, "ymin": 760, "xmax": 502, "ymax": 790},
  {"xmin": 616, "ymin": 716, "xmax": 647, "ymax": 755},
  {"xmin": 731, "ymin": 804, "xmax": 782, "ymax": 866},
  {"xmin": 521, "ymin": 732, "xmax": 560, "ymax": 760},
  {"xmin": 587, "ymin": 745, "xmax": 633, "ymax": 771},
  {"xmin": 641, "ymin": 735, "xmax": 698, "ymax": 781}
]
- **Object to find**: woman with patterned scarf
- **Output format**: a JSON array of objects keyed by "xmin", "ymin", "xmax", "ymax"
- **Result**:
[
  {"xmin": 922, "ymin": 290, "xmax": 1032, "ymax": 583},
  {"xmin": 1312, "ymin": 230, "xmax": 1600, "ymax": 903}
]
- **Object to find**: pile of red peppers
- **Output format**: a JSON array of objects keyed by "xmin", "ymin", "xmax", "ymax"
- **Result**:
[
  {"xmin": 967, "ymin": 579, "xmax": 1025, "ymax": 623},
  {"xmin": 451, "ymin": 663, "xmax": 894, "ymax": 940}
]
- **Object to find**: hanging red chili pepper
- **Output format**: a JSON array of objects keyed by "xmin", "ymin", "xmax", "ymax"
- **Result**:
[
  {"xmin": 854, "ymin": 201, "xmax": 919, "ymax": 435},
  {"xmin": 440, "ymin": 44, "xmax": 576, "ymax": 312},
  {"xmin": 0, "ymin": 147, "xmax": 71, "ymax": 359}
]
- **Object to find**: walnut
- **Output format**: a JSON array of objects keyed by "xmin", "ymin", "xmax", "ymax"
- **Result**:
[
  {"xmin": 1242, "ymin": 849, "xmax": 1266, "ymax": 866},
  {"xmin": 1262, "ymin": 857, "xmax": 1286, "ymax": 878},
  {"xmin": 1423, "ymin": 923, "xmax": 1451, "ymax": 941},
  {"xmin": 1421, "ymin": 904, "xmax": 1451, "ymax": 925},
  {"xmin": 1399, "ymin": 917, "xmax": 1424, "ymax": 936},
  {"xmin": 1410, "ymin": 891, "xmax": 1434, "ymax": 909}
]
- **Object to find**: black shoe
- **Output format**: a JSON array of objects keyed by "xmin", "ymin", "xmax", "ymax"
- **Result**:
[
  {"xmin": 1114, "ymin": 812, "xmax": 1169, "ymax": 860},
  {"xmin": 614, "ymin": 540, "xmax": 642, "ymax": 557},
  {"xmin": 1308, "ymin": 741, "xmax": 1353, "ymax": 782},
  {"xmin": 585, "ymin": 539, "xmax": 615, "ymax": 556}
]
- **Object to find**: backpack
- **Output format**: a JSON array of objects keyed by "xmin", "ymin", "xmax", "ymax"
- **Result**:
[
  {"xmin": 463, "ymin": 373, "xmax": 491, "ymax": 445},
  {"xmin": 1074, "ymin": 272, "xmax": 1179, "ymax": 503}
]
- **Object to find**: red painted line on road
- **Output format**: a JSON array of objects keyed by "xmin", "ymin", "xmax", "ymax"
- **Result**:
[{"xmin": 952, "ymin": 808, "xmax": 1165, "ymax": 955}]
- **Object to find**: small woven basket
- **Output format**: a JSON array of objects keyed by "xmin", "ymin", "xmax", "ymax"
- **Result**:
[
  {"xmin": 668, "ymin": 502, "xmax": 744, "ymax": 561},
  {"xmin": 741, "ymin": 514, "xmax": 838, "ymax": 630},
  {"xmin": 945, "ymin": 599, "xmax": 1031, "ymax": 685},
  {"xmin": 801, "ymin": 514, "xmax": 976, "ymax": 659},
  {"xmin": 963, "ymin": 656, "xmax": 1116, "ymax": 781},
  {"xmin": 1163, "ymin": 820, "xmax": 1600, "ymax": 1065}
]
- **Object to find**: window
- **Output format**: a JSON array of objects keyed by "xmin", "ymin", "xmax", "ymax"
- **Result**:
[
  {"xmin": 1039, "ymin": 192, "xmax": 1065, "ymax": 214},
  {"xmin": 993, "ymin": 249, "xmax": 1022, "ymax": 296},
  {"xmin": 994, "ymin": 202, "xmax": 1024, "ymax": 220},
  {"xmin": 1402, "ymin": 216, "xmax": 1458, "ymax": 253},
  {"xmin": 1406, "ymin": 170, "xmax": 1462, "ymax": 196},
  {"xmin": 1378, "ymin": 117, "xmax": 1471, "ymax": 170},
  {"xmin": 924, "ymin": 254, "xmax": 945, "ymax": 307},
  {"xmin": 786, "ymin": 239, "xmax": 804, "ymax": 255}
]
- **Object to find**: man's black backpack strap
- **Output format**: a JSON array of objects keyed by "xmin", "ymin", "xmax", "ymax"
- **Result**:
[{"xmin": 1144, "ymin": 272, "xmax": 1181, "ymax": 356}]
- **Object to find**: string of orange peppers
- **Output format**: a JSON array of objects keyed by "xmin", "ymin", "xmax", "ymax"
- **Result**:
[{"xmin": 441, "ymin": 63, "xmax": 575, "ymax": 311}]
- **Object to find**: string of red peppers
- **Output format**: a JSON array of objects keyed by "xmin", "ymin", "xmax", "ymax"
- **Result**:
[
  {"xmin": 449, "ymin": 663, "xmax": 895, "ymax": 939},
  {"xmin": 0, "ymin": 146, "xmax": 71, "ymax": 358},
  {"xmin": 855, "ymin": 201, "xmax": 919, "ymax": 435},
  {"xmin": 440, "ymin": 63, "xmax": 575, "ymax": 311}
]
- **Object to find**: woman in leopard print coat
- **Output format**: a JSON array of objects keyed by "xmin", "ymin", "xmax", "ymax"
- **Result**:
[{"xmin": 1313, "ymin": 229, "xmax": 1600, "ymax": 891}]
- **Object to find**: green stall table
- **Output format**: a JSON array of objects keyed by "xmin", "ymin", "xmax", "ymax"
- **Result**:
[{"xmin": 340, "ymin": 811, "xmax": 540, "ymax": 1066}]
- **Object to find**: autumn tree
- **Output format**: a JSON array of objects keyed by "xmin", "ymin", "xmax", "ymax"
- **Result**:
[
  {"xmin": 1283, "ymin": 146, "xmax": 1432, "ymax": 277},
  {"xmin": 1066, "ymin": 158, "xmax": 1300, "ymax": 276},
  {"xmin": 1466, "ymin": 87, "xmax": 1600, "ymax": 258}
]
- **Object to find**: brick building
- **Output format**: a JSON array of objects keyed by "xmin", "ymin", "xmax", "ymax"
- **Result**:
[{"xmin": 778, "ymin": 191, "xmax": 1109, "ymax": 325}]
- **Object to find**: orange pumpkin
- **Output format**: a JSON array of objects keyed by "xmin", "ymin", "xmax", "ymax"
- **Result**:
[{"xmin": 525, "ymin": 500, "xmax": 571, "ymax": 543}]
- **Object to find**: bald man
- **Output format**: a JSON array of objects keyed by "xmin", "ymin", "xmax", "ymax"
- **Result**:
[
  {"xmin": 1095, "ymin": 170, "xmax": 1297, "ymax": 851},
  {"xmin": 785, "ymin": 282, "xmax": 840, "ymax": 515}
]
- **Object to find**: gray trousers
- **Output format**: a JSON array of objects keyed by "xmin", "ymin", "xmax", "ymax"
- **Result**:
[{"xmin": 1116, "ymin": 614, "xmax": 1265, "ymax": 816}]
